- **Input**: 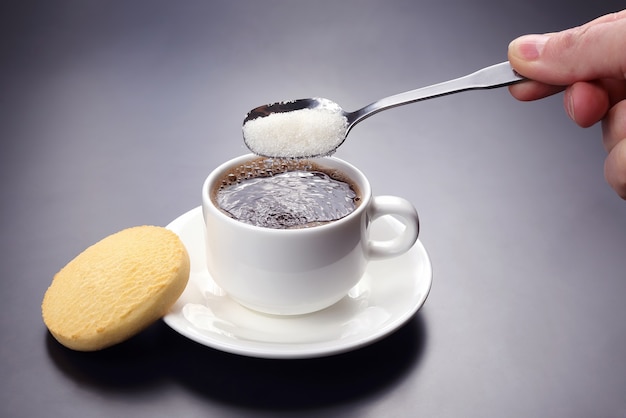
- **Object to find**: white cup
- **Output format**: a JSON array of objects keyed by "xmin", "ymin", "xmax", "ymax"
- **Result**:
[{"xmin": 202, "ymin": 154, "xmax": 420, "ymax": 315}]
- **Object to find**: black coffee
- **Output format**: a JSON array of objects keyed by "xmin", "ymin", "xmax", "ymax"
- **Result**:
[{"xmin": 213, "ymin": 158, "xmax": 361, "ymax": 229}]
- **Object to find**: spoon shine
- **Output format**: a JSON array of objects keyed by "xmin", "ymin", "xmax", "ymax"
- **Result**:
[{"xmin": 243, "ymin": 61, "xmax": 525, "ymax": 158}]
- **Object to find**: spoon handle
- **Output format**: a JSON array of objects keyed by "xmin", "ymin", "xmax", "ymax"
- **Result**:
[{"xmin": 347, "ymin": 61, "xmax": 525, "ymax": 128}]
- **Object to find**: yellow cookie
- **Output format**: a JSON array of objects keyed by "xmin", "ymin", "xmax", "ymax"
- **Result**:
[{"xmin": 42, "ymin": 225, "xmax": 190, "ymax": 351}]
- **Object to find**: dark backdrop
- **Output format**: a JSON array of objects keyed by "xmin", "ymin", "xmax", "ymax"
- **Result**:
[{"xmin": 2, "ymin": 1, "xmax": 625, "ymax": 417}]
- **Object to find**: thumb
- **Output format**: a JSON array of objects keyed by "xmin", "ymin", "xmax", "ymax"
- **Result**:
[{"xmin": 508, "ymin": 11, "xmax": 626, "ymax": 85}]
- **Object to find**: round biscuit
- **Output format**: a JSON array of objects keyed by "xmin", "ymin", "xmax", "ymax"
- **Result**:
[{"xmin": 42, "ymin": 225, "xmax": 190, "ymax": 351}]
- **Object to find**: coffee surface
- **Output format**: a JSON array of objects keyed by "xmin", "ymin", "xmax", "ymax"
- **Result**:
[{"xmin": 215, "ymin": 163, "xmax": 360, "ymax": 229}]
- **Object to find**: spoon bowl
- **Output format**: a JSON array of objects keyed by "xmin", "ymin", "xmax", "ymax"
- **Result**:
[
  {"xmin": 243, "ymin": 98, "xmax": 341, "ymax": 122},
  {"xmin": 243, "ymin": 61, "xmax": 525, "ymax": 158}
]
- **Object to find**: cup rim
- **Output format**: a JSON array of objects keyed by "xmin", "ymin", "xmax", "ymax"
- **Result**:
[{"xmin": 202, "ymin": 153, "xmax": 372, "ymax": 234}]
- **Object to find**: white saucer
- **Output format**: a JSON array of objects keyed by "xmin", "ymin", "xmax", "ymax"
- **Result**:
[{"xmin": 163, "ymin": 207, "xmax": 432, "ymax": 359}]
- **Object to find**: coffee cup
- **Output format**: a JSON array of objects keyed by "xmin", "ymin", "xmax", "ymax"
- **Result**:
[{"xmin": 201, "ymin": 154, "xmax": 420, "ymax": 315}]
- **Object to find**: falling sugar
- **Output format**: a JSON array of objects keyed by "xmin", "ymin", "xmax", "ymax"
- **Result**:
[
  {"xmin": 216, "ymin": 170, "xmax": 359, "ymax": 229},
  {"xmin": 243, "ymin": 107, "xmax": 348, "ymax": 158}
]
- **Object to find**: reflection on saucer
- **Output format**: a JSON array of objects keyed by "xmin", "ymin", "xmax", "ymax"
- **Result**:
[{"xmin": 180, "ymin": 277, "xmax": 389, "ymax": 344}]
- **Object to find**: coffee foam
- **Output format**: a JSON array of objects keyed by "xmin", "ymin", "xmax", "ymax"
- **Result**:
[
  {"xmin": 210, "ymin": 157, "xmax": 362, "ymax": 228},
  {"xmin": 212, "ymin": 157, "xmax": 360, "ymax": 199}
]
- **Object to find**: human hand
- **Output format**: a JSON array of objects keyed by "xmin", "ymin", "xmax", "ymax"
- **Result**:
[{"xmin": 508, "ymin": 10, "xmax": 626, "ymax": 199}]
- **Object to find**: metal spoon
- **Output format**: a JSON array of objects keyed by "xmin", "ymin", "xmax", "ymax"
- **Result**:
[{"xmin": 243, "ymin": 61, "xmax": 525, "ymax": 158}]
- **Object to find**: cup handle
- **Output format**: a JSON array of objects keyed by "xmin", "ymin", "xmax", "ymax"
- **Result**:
[{"xmin": 365, "ymin": 196, "xmax": 420, "ymax": 260}]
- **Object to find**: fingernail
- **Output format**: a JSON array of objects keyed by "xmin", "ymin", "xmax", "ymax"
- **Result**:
[
  {"xmin": 510, "ymin": 34, "xmax": 549, "ymax": 60},
  {"xmin": 564, "ymin": 88, "xmax": 576, "ymax": 122}
]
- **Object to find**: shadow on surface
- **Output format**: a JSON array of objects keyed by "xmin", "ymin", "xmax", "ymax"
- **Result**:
[{"xmin": 46, "ymin": 312, "xmax": 427, "ymax": 411}]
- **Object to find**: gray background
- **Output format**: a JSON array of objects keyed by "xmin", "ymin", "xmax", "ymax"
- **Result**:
[{"xmin": 2, "ymin": 1, "xmax": 625, "ymax": 417}]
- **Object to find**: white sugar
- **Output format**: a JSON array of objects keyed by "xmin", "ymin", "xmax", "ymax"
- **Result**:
[{"xmin": 243, "ymin": 107, "xmax": 348, "ymax": 158}]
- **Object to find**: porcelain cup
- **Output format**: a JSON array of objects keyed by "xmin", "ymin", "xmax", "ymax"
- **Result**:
[{"xmin": 202, "ymin": 154, "xmax": 419, "ymax": 315}]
